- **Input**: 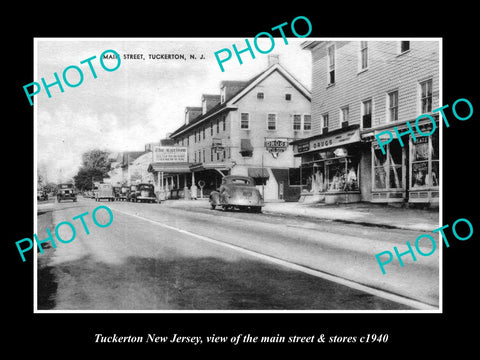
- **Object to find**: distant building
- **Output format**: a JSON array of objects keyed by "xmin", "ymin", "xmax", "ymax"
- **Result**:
[
  {"xmin": 159, "ymin": 55, "xmax": 312, "ymax": 201},
  {"xmin": 292, "ymin": 40, "xmax": 440, "ymax": 205}
]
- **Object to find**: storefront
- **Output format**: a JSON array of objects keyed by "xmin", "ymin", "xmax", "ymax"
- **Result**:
[
  {"xmin": 292, "ymin": 125, "xmax": 362, "ymax": 204},
  {"xmin": 409, "ymin": 129, "xmax": 439, "ymax": 205},
  {"xmin": 362, "ymin": 116, "xmax": 439, "ymax": 206}
]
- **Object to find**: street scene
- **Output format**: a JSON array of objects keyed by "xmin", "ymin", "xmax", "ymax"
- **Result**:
[
  {"xmin": 35, "ymin": 39, "xmax": 441, "ymax": 311},
  {"xmin": 37, "ymin": 196, "xmax": 438, "ymax": 311}
]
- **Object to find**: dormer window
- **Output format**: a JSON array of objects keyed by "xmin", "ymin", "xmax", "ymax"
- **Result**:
[{"xmin": 220, "ymin": 87, "xmax": 226, "ymax": 103}]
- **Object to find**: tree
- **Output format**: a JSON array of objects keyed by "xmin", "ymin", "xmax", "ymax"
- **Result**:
[{"xmin": 73, "ymin": 149, "xmax": 113, "ymax": 190}]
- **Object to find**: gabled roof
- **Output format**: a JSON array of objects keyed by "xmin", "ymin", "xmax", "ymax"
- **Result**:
[{"xmin": 170, "ymin": 63, "xmax": 311, "ymax": 139}]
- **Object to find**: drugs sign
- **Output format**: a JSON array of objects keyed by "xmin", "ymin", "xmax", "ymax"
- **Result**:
[
  {"xmin": 265, "ymin": 138, "xmax": 289, "ymax": 158},
  {"xmin": 153, "ymin": 146, "xmax": 188, "ymax": 163}
]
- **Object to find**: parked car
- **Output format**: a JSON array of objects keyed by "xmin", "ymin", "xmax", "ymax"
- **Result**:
[
  {"xmin": 37, "ymin": 190, "xmax": 48, "ymax": 201},
  {"xmin": 134, "ymin": 183, "xmax": 158, "ymax": 203},
  {"xmin": 209, "ymin": 175, "xmax": 264, "ymax": 213},
  {"xmin": 96, "ymin": 183, "xmax": 115, "ymax": 202},
  {"xmin": 127, "ymin": 185, "xmax": 138, "ymax": 202},
  {"xmin": 117, "ymin": 186, "xmax": 129, "ymax": 201},
  {"xmin": 57, "ymin": 183, "xmax": 77, "ymax": 202}
]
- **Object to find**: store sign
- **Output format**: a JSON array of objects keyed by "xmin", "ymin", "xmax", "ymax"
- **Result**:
[
  {"xmin": 297, "ymin": 129, "xmax": 360, "ymax": 154},
  {"xmin": 265, "ymin": 138, "xmax": 289, "ymax": 158},
  {"xmin": 152, "ymin": 146, "xmax": 188, "ymax": 163}
]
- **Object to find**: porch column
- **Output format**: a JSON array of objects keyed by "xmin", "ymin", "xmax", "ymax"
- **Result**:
[
  {"xmin": 191, "ymin": 171, "xmax": 197, "ymax": 199},
  {"xmin": 183, "ymin": 173, "xmax": 190, "ymax": 200}
]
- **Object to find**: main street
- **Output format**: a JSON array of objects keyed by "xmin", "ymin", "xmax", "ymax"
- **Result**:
[{"xmin": 36, "ymin": 197, "xmax": 439, "ymax": 311}]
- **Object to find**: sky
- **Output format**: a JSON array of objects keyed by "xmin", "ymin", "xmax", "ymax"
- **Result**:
[{"xmin": 35, "ymin": 38, "xmax": 312, "ymax": 183}]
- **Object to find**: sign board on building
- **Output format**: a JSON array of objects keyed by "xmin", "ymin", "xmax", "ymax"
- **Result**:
[
  {"xmin": 265, "ymin": 138, "xmax": 289, "ymax": 158},
  {"xmin": 297, "ymin": 129, "xmax": 360, "ymax": 154},
  {"xmin": 152, "ymin": 146, "xmax": 188, "ymax": 163}
]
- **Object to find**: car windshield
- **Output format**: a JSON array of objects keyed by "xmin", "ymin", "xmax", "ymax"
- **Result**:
[
  {"xmin": 227, "ymin": 178, "xmax": 254, "ymax": 186},
  {"xmin": 139, "ymin": 185, "xmax": 152, "ymax": 190}
]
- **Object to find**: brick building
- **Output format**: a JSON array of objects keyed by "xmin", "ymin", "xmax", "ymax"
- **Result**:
[{"xmin": 292, "ymin": 40, "xmax": 440, "ymax": 205}]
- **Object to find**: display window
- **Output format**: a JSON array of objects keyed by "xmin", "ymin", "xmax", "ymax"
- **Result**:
[
  {"xmin": 410, "ymin": 132, "xmax": 439, "ymax": 188},
  {"xmin": 326, "ymin": 157, "xmax": 359, "ymax": 192},
  {"xmin": 372, "ymin": 142, "xmax": 404, "ymax": 190}
]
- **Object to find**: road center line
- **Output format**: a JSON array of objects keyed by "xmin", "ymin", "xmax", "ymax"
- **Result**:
[{"xmin": 111, "ymin": 207, "xmax": 438, "ymax": 311}]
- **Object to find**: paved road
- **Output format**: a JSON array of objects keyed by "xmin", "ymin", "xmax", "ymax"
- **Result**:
[{"xmin": 36, "ymin": 197, "xmax": 439, "ymax": 311}]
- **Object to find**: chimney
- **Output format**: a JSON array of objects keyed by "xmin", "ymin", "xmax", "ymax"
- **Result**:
[{"xmin": 268, "ymin": 54, "xmax": 280, "ymax": 67}]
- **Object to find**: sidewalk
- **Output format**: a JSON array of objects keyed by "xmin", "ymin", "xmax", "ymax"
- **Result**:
[
  {"xmin": 263, "ymin": 202, "xmax": 439, "ymax": 232},
  {"xmin": 163, "ymin": 198, "xmax": 440, "ymax": 233}
]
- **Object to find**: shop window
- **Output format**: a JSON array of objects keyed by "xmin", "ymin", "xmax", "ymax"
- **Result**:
[
  {"xmin": 411, "ymin": 133, "xmax": 439, "ymax": 188},
  {"xmin": 326, "ymin": 158, "xmax": 358, "ymax": 192},
  {"xmin": 301, "ymin": 165, "xmax": 326, "ymax": 193},
  {"xmin": 373, "ymin": 142, "xmax": 404, "ymax": 190},
  {"xmin": 412, "ymin": 138, "xmax": 429, "ymax": 187}
]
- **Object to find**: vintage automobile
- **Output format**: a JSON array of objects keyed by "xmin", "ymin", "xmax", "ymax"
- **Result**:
[
  {"xmin": 209, "ymin": 175, "xmax": 264, "ymax": 213},
  {"xmin": 117, "ymin": 185, "xmax": 129, "ymax": 201},
  {"xmin": 127, "ymin": 185, "xmax": 138, "ymax": 202},
  {"xmin": 57, "ymin": 183, "xmax": 77, "ymax": 202},
  {"xmin": 95, "ymin": 183, "xmax": 115, "ymax": 202},
  {"xmin": 37, "ymin": 190, "xmax": 48, "ymax": 201},
  {"xmin": 134, "ymin": 183, "xmax": 158, "ymax": 203}
]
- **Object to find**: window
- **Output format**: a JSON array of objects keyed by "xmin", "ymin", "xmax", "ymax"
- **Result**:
[
  {"xmin": 411, "ymin": 133, "xmax": 439, "ymax": 188},
  {"xmin": 222, "ymin": 116, "xmax": 226, "ymax": 131},
  {"xmin": 216, "ymin": 118, "xmax": 219, "ymax": 133},
  {"xmin": 293, "ymin": 114, "xmax": 301, "ymax": 130},
  {"xmin": 194, "ymin": 130, "xmax": 197, "ymax": 143},
  {"xmin": 257, "ymin": 92, "xmax": 264, "ymax": 100},
  {"xmin": 241, "ymin": 113, "xmax": 249, "ymax": 129},
  {"xmin": 285, "ymin": 93, "xmax": 292, "ymax": 101},
  {"xmin": 210, "ymin": 121, "xmax": 213, "ymax": 136},
  {"xmin": 322, "ymin": 113, "xmax": 329, "ymax": 132},
  {"xmin": 373, "ymin": 142, "xmax": 404, "ymax": 190},
  {"xmin": 360, "ymin": 41, "xmax": 368, "ymax": 70},
  {"xmin": 202, "ymin": 149, "xmax": 205, "ymax": 163},
  {"xmin": 400, "ymin": 41, "xmax": 410, "ymax": 53},
  {"xmin": 362, "ymin": 99, "xmax": 372, "ymax": 128},
  {"xmin": 388, "ymin": 91, "xmax": 399, "ymax": 122},
  {"xmin": 303, "ymin": 115, "xmax": 311, "ymax": 130},
  {"xmin": 194, "ymin": 151, "xmax": 197, "ymax": 163},
  {"xmin": 327, "ymin": 45, "xmax": 335, "ymax": 84},
  {"xmin": 267, "ymin": 114, "xmax": 277, "ymax": 130},
  {"xmin": 210, "ymin": 149, "xmax": 213, "ymax": 161},
  {"xmin": 341, "ymin": 107, "xmax": 349, "ymax": 127},
  {"xmin": 420, "ymin": 79, "xmax": 433, "ymax": 113},
  {"xmin": 202, "ymin": 126, "xmax": 205, "ymax": 140}
]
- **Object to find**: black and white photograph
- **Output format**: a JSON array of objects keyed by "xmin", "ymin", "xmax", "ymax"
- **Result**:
[
  {"xmin": 33, "ymin": 38, "xmax": 442, "ymax": 312},
  {"xmin": 7, "ymin": 8, "xmax": 479, "ymax": 355}
]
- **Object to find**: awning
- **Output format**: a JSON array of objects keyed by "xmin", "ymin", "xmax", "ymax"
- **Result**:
[
  {"xmin": 240, "ymin": 139, "xmax": 254, "ymax": 152},
  {"xmin": 248, "ymin": 167, "xmax": 270, "ymax": 179},
  {"xmin": 147, "ymin": 162, "xmax": 191, "ymax": 174}
]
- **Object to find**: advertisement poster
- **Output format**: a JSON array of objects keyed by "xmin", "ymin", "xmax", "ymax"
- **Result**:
[{"xmin": 7, "ymin": 7, "xmax": 478, "ymax": 356}]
